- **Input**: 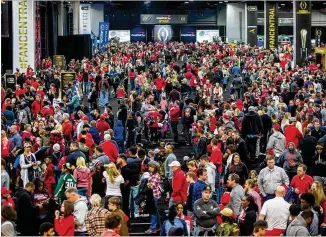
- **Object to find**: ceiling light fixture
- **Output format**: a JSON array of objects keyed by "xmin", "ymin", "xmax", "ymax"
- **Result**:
[
  {"xmin": 185, "ymin": 1, "xmax": 189, "ymax": 3},
  {"xmin": 281, "ymin": 3, "xmax": 285, "ymax": 6}
]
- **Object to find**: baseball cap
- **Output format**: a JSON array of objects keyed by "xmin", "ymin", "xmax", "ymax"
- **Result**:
[
  {"xmin": 202, "ymin": 185, "xmax": 213, "ymax": 192},
  {"xmin": 168, "ymin": 161, "xmax": 181, "ymax": 167},
  {"xmin": 1, "ymin": 187, "xmax": 11, "ymax": 195},
  {"xmin": 223, "ymin": 114, "xmax": 231, "ymax": 120},
  {"xmin": 82, "ymin": 115, "xmax": 89, "ymax": 121},
  {"xmin": 273, "ymin": 123, "xmax": 281, "ymax": 131},
  {"xmin": 221, "ymin": 208, "xmax": 233, "ymax": 217}
]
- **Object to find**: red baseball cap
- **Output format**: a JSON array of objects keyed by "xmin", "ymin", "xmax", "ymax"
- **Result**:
[
  {"xmin": 1, "ymin": 187, "xmax": 11, "ymax": 195},
  {"xmin": 273, "ymin": 123, "xmax": 281, "ymax": 131},
  {"xmin": 82, "ymin": 115, "xmax": 89, "ymax": 121}
]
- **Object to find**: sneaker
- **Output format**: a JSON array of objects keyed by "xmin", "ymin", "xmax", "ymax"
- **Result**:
[{"xmin": 144, "ymin": 229, "xmax": 154, "ymax": 235}]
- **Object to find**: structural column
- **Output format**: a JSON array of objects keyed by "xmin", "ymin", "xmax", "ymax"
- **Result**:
[{"xmin": 72, "ymin": 1, "xmax": 80, "ymax": 35}]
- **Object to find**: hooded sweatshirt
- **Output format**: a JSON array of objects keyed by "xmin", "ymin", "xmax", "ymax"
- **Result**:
[
  {"xmin": 114, "ymin": 120, "xmax": 124, "ymax": 142},
  {"xmin": 206, "ymin": 163, "xmax": 216, "ymax": 192},
  {"xmin": 74, "ymin": 196, "xmax": 88, "ymax": 233},
  {"xmin": 286, "ymin": 215, "xmax": 310, "ymax": 236},
  {"xmin": 278, "ymin": 142, "xmax": 303, "ymax": 173},
  {"xmin": 266, "ymin": 131, "xmax": 286, "ymax": 157},
  {"xmin": 73, "ymin": 167, "xmax": 90, "ymax": 188}
]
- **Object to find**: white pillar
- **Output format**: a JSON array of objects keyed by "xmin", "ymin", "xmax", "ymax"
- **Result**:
[
  {"xmin": 73, "ymin": 1, "xmax": 80, "ymax": 35},
  {"xmin": 58, "ymin": 2, "xmax": 64, "ymax": 36}
]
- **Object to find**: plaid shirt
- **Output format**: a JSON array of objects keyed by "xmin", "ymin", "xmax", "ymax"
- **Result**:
[
  {"xmin": 85, "ymin": 207, "xmax": 109, "ymax": 236},
  {"xmin": 149, "ymin": 172, "xmax": 161, "ymax": 199}
]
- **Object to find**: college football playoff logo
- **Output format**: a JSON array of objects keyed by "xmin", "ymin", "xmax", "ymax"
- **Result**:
[
  {"xmin": 157, "ymin": 27, "xmax": 169, "ymax": 42},
  {"xmin": 142, "ymin": 15, "xmax": 152, "ymax": 23},
  {"xmin": 300, "ymin": 1, "xmax": 307, "ymax": 10}
]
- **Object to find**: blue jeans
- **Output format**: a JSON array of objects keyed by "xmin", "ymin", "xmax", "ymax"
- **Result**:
[
  {"xmin": 82, "ymin": 81, "xmax": 90, "ymax": 95},
  {"xmin": 130, "ymin": 185, "xmax": 139, "ymax": 217},
  {"xmin": 130, "ymin": 80, "xmax": 135, "ymax": 91},
  {"xmin": 99, "ymin": 90, "xmax": 109, "ymax": 107},
  {"xmin": 149, "ymin": 197, "xmax": 161, "ymax": 231},
  {"xmin": 77, "ymin": 187, "xmax": 88, "ymax": 198}
]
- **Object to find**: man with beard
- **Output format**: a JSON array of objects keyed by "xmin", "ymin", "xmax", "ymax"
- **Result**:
[
  {"xmin": 278, "ymin": 142, "xmax": 303, "ymax": 181},
  {"xmin": 193, "ymin": 185, "xmax": 220, "ymax": 236},
  {"xmin": 231, "ymin": 130, "xmax": 248, "ymax": 164}
]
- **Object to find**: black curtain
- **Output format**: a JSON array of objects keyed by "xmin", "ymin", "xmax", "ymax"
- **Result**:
[
  {"xmin": 47, "ymin": 2, "xmax": 58, "ymax": 57},
  {"xmin": 1, "ymin": 1, "xmax": 13, "ymax": 72}
]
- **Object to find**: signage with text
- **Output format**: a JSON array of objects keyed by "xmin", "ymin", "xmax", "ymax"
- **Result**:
[
  {"xmin": 79, "ymin": 4, "xmax": 91, "ymax": 34},
  {"xmin": 141, "ymin": 14, "xmax": 187, "ymax": 24},
  {"xmin": 99, "ymin": 22, "xmax": 109, "ymax": 48},
  {"xmin": 131, "ymin": 26, "xmax": 147, "ymax": 42},
  {"xmin": 247, "ymin": 5, "xmax": 257, "ymax": 46},
  {"xmin": 180, "ymin": 26, "xmax": 196, "ymax": 43},
  {"xmin": 196, "ymin": 30, "xmax": 219, "ymax": 43},
  {"xmin": 109, "ymin": 30, "xmax": 130, "ymax": 42},
  {"xmin": 265, "ymin": 2, "xmax": 278, "ymax": 51},
  {"xmin": 5, "ymin": 74, "xmax": 16, "ymax": 90}
]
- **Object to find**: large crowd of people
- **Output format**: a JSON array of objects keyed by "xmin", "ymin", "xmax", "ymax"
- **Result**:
[{"xmin": 1, "ymin": 40, "xmax": 326, "ymax": 237}]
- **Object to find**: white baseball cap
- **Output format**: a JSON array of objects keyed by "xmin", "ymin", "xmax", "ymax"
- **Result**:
[{"xmin": 168, "ymin": 161, "xmax": 181, "ymax": 167}]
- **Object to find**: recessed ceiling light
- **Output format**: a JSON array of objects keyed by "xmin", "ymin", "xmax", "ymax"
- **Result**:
[
  {"xmin": 281, "ymin": 3, "xmax": 285, "ymax": 6},
  {"xmin": 184, "ymin": 1, "xmax": 189, "ymax": 3},
  {"xmin": 224, "ymin": 0, "xmax": 228, "ymax": 2},
  {"xmin": 219, "ymin": 1, "xmax": 223, "ymax": 3},
  {"xmin": 324, "ymin": 2, "xmax": 326, "ymax": 4}
]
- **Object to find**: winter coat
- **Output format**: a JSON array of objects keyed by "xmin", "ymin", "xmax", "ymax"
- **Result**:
[
  {"xmin": 286, "ymin": 215, "xmax": 310, "ymax": 236},
  {"xmin": 114, "ymin": 120, "xmax": 124, "ymax": 142},
  {"xmin": 311, "ymin": 153, "xmax": 326, "ymax": 177},
  {"xmin": 172, "ymin": 169, "xmax": 188, "ymax": 203},
  {"xmin": 127, "ymin": 156, "xmax": 142, "ymax": 186},
  {"xmin": 225, "ymin": 163, "xmax": 248, "ymax": 186},
  {"xmin": 238, "ymin": 207, "xmax": 257, "ymax": 236},
  {"xmin": 192, "ymin": 179, "xmax": 207, "ymax": 207},
  {"xmin": 241, "ymin": 111, "xmax": 264, "ymax": 138},
  {"xmin": 19, "ymin": 153, "xmax": 37, "ymax": 187},
  {"xmin": 299, "ymin": 135, "xmax": 317, "ymax": 163},
  {"xmin": 16, "ymin": 188, "xmax": 40, "ymax": 235},
  {"xmin": 74, "ymin": 196, "xmax": 88, "ymax": 233},
  {"xmin": 74, "ymin": 167, "xmax": 90, "ymax": 188},
  {"xmin": 66, "ymin": 149, "xmax": 86, "ymax": 167},
  {"xmin": 266, "ymin": 131, "xmax": 286, "ymax": 157},
  {"xmin": 278, "ymin": 144, "xmax": 303, "ymax": 173},
  {"xmin": 102, "ymin": 141, "xmax": 119, "ymax": 163},
  {"xmin": 89, "ymin": 126, "xmax": 101, "ymax": 145}
]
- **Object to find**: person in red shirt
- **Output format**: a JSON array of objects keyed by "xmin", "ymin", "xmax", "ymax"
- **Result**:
[
  {"xmin": 1, "ymin": 187, "xmax": 15, "ymax": 209},
  {"xmin": 170, "ymin": 161, "xmax": 188, "ymax": 205},
  {"xmin": 97, "ymin": 115, "xmax": 110, "ymax": 139},
  {"xmin": 169, "ymin": 101, "xmax": 180, "ymax": 143},
  {"xmin": 78, "ymin": 130, "xmax": 95, "ymax": 151},
  {"xmin": 128, "ymin": 69, "xmax": 137, "ymax": 91},
  {"xmin": 15, "ymin": 85, "xmax": 25, "ymax": 97},
  {"xmin": 145, "ymin": 107, "xmax": 163, "ymax": 144},
  {"xmin": 26, "ymin": 65, "xmax": 33, "ymax": 76},
  {"xmin": 44, "ymin": 157, "xmax": 56, "ymax": 198},
  {"xmin": 116, "ymin": 85, "xmax": 126, "ymax": 99},
  {"xmin": 290, "ymin": 164, "xmax": 313, "ymax": 195},
  {"xmin": 209, "ymin": 138, "xmax": 223, "ymax": 175},
  {"xmin": 153, "ymin": 74, "xmax": 166, "ymax": 102},
  {"xmin": 1, "ymin": 131, "xmax": 11, "ymax": 160},
  {"xmin": 62, "ymin": 113, "xmax": 73, "ymax": 141},
  {"xmin": 54, "ymin": 200, "xmax": 75, "ymax": 236},
  {"xmin": 284, "ymin": 117, "xmax": 303, "ymax": 148},
  {"xmin": 101, "ymin": 134, "xmax": 119, "ymax": 163},
  {"xmin": 31, "ymin": 95, "xmax": 42, "ymax": 116}
]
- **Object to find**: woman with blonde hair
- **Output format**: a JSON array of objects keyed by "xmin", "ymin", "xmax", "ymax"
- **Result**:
[
  {"xmin": 73, "ymin": 157, "xmax": 90, "ymax": 197},
  {"xmin": 103, "ymin": 163, "xmax": 124, "ymax": 207},
  {"xmin": 244, "ymin": 179, "xmax": 262, "ymax": 213},
  {"xmin": 281, "ymin": 112, "xmax": 291, "ymax": 131},
  {"xmin": 310, "ymin": 181, "xmax": 326, "ymax": 229}
]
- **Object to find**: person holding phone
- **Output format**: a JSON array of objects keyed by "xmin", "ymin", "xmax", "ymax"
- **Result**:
[{"xmin": 54, "ymin": 200, "xmax": 75, "ymax": 236}]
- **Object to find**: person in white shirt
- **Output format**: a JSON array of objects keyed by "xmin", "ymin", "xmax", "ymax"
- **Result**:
[{"xmin": 259, "ymin": 186, "xmax": 290, "ymax": 236}]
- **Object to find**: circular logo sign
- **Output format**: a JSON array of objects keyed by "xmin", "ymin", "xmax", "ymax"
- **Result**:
[
  {"xmin": 199, "ymin": 31, "xmax": 205, "ymax": 36},
  {"xmin": 300, "ymin": 1, "xmax": 307, "ymax": 10},
  {"xmin": 157, "ymin": 27, "xmax": 169, "ymax": 42}
]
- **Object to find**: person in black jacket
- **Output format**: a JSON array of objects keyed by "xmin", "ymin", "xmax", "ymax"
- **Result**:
[
  {"xmin": 66, "ymin": 141, "xmax": 86, "ymax": 167},
  {"xmin": 238, "ymin": 194, "xmax": 258, "ymax": 236},
  {"xmin": 241, "ymin": 106, "xmax": 264, "ymax": 161},
  {"xmin": 299, "ymin": 128, "xmax": 317, "ymax": 174},
  {"xmin": 230, "ymin": 130, "xmax": 249, "ymax": 164},
  {"xmin": 16, "ymin": 182, "xmax": 42, "ymax": 236},
  {"xmin": 196, "ymin": 129, "xmax": 207, "ymax": 159},
  {"xmin": 260, "ymin": 108, "xmax": 273, "ymax": 153},
  {"xmin": 126, "ymin": 146, "xmax": 142, "ymax": 218}
]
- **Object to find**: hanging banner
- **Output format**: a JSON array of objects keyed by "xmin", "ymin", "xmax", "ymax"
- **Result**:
[
  {"xmin": 196, "ymin": 30, "xmax": 219, "ymax": 43},
  {"xmin": 12, "ymin": 0, "xmax": 35, "ymax": 72},
  {"xmin": 246, "ymin": 5, "xmax": 257, "ymax": 46},
  {"xmin": 295, "ymin": 1, "xmax": 311, "ymax": 66},
  {"xmin": 79, "ymin": 4, "xmax": 91, "ymax": 34},
  {"xmin": 141, "ymin": 14, "xmax": 187, "ymax": 24},
  {"xmin": 131, "ymin": 26, "xmax": 147, "ymax": 42},
  {"xmin": 316, "ymin": 28, "xmax": 322, "ymax": 47},
  {"xmin": 180, "ymin": 26, "xmax": 196, "ymax": 43},
  {"xmin": 98, "ymin": 22, "xmax": 109, "ymax": 49},
  {"xmin": 5, "ymin": 74, "xmax": 16, "ymax": 90},
  {"xmin": 154, "ymin": 25, "xmax": 173, "ymax": 42},
  {"xmin": 1, "ymin": 3, "xmax": 9, "ymax": 37},
  {"xmin": 265, "ymin": 2, "xmax": 278, "ymax": 51}
]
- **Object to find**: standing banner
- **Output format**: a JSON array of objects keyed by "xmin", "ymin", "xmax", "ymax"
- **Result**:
[
  {"xmin": 53, "ymin": 55, "xmax": 65, "ymax": 70},
  {"xmin": 131, "ymin": 26, "xmax": 147, "ymax": 42},
  {"xmin": 60, "ymin": 72, "xmax": 76, "ymax": 99},
  {"xmin": 5, "ymin": 74, "xmax": 16, "ymax": 90},
  {"xmin": 180, "ymin": 26, "xmax": 196, "ymax": 43},
  {"xmin": 12, "ymin": 0, "xmax": 35, "ymax": 72},
  {"xmin": 246, "ymin": 5, "xmax": 257, "ymax": 46},
  {"xmin": 265, "ymin": 2, "xmax": 278, "ymax": 51},
  {"xmin": 79, "ymin": 4, "xmax": 91, "ymax": 34},
  {"xmin": 98, "ymin": 22, "xmax": 109, "ymax": 49},
  {"xmin": 294, "ymin": 1, "xmax": 311, "ymax": 66},
  {"xmin": 154, "ymin": 25, "xmax": 173, "ymax": 42},
  {"xmin": 316, "ymin": 28, "xmax": 322, "ymax": 47}
]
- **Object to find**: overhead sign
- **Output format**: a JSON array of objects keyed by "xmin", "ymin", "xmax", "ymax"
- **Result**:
[
  {"xmin": 12, "ymin": 0, "xmax": 35, "ymax": 72},
  {"xmin": 99, "ymin": 22, "xmax": 109, "ymax": 48},
  {"xmin": 109, "ymin": 30, "xmax": 130, "ymax": 42},
  {"xmin": 79, "ymin": 4, "xmax": 91, "ymax": 34},
  {"xmin": 247, "ymin": 6, "xmax": 257, "ymax": 11},
  {"xmin": 131, "ymin": 26, "xmax": 146, "ymax": 42},
  {"xmin": 265, "ymin": 2, "xmax": 278, "ymax": 51},
  {"xmin": 196, "ymin": 30, "xmax": 219, "ymax": 43},
  {"xmin": 154, "ymin": 25, "xmax": 173, "ymax": 42},
  {"xmin": 247, "ymin": 5, "xmax": 257, "ymax": 46},
  {"xmin": 180, "ymin": 26, "xmax": 196, "ymax": 43},
  {"xmin": 141, "ymin": 14, "xmax": 187, "ymax": 24}
]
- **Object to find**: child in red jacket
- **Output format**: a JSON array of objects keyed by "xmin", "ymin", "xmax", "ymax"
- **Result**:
[
  {"xmin": 1, "ymin": 187, "xmax": 15, "ymax": 209},
  {"xmin": 44, "ymin": 157, "xmax": 56, "ymax": 198}
]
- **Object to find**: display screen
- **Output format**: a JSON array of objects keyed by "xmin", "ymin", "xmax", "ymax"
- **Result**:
[
  {"xmin": 180, "ymin": 26, "xmax": 196, "ymax": 43},
  {"xmin": 154, "ymin": 25, "xmax": 173, "ymax": 42},
  {"xmin": 196, "ymin": 30, "xmax": 219, "ymax": 42},
  {"xmin": 109, "ymin": 30, "xmax": 130, "ymax": 42}
]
